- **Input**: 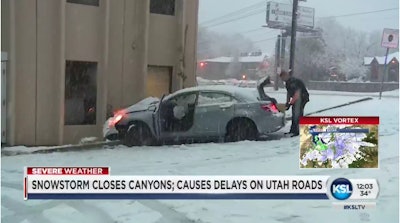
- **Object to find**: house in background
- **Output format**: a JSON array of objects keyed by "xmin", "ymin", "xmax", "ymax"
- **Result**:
[
  {"xmin": 364, "ymin": 52, "xmax": 399, "ymax": 82},
  {"xmin": 197, "ymin": 51, "xmax": 270, "ymax": 80}
]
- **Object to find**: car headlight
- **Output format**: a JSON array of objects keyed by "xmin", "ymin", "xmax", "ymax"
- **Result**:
[{"xmin": 109, "ymin": 111, "xmax": 125, "ymax": 127}]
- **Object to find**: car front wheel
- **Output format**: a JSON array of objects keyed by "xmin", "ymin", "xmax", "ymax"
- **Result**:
[{"xmin": 123, "ymin": 123, "xmax": 153, "ymax": 147}]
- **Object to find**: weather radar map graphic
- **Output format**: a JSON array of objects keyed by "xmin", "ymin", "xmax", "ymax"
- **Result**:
[{"xmin": 299, "ymin": 117, "xmax": 379, "ymax": 168}]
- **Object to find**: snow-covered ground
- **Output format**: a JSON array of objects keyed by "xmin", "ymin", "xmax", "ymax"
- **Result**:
[
  {"xmin": 1, "ymin": 92, "xmax": 399, "ymax": 223},
  {"xmin": 4, "ymin": 89, "xmax": 390, "ymax": 155}
]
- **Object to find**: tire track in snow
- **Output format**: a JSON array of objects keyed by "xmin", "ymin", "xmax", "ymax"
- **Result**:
[
  {"xmin": 122, "ymin": 140, "xmax": 296, "ymax": 172},
  {"xmin": 1, "ymin": 195, "xmax": 115, "ymax": 223},
  {"xmin": 139, "ymin": 200, "xmax": 206, "ymax": 223}
]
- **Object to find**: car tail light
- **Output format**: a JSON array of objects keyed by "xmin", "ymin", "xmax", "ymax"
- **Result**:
[{"xmin": 261, "ymin": 103, "xmax": 279, "ymax": 113}]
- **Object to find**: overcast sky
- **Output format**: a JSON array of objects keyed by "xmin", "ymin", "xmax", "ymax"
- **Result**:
[{"xmin": 198, "ymin": 0, "xmax": 399, "ymax": 54}]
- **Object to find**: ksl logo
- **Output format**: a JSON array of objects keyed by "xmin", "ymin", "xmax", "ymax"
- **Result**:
[{"xmin": 330, "ymin": 178, "xmax": 353, "ymax": 200}]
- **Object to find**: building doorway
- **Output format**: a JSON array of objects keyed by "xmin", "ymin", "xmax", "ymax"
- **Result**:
[{"xmin": 147, "ymin": 65, "xmax": 172, "ymax": 98}]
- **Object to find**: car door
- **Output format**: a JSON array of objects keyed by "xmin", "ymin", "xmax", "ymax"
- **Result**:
[
  {"xmin": 159, "ymin": 91, "xmax": 199, "ymax": 140},
  {"xmin": 193, "ymin": 91, "xmax": 236, "ymax": 137}
]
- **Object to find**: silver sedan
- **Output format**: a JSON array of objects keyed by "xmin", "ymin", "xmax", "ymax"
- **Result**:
[{"xmin": 107, "ymin": 85, "xmax": 286, "ymax": 146}]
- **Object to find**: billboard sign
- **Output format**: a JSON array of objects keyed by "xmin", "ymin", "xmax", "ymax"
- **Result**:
[
  {"xmin": 266, "ymin": 1, "xmax": 315, "ymax": 30},
  {"xmin": 381, "ymin": 28, "xmax": 399, "ymax": 48}
]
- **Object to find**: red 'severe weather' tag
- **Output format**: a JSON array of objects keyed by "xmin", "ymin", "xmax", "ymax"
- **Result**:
[
  {"xmin": 299, "ymin": 116, "xmax": 379, "ymax": 125},
  {"xmin": 26, "ymin": 167, "xmax": 109, "ymax": 175}
]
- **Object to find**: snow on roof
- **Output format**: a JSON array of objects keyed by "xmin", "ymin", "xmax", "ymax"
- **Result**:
[
  {"xmin": 364, "ymin": 52, "xmax": 399, "ymax": 65},
  {"xmin": 202, "ymin": 52, "xmax": 269, "ymax": 63},
  {"xmin": 203, "ymin": 56, "xmax": 232, "ymax": 63},
  {"xmin": 363, "ymin": 57, "xmax": 374, "ymax": 65},
  {"xmin": 375, "ymin": 52, "xmax": 399, "ymax": 65}
]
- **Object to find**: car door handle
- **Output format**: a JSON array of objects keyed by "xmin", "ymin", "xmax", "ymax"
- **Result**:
[{"xmin": 219, "ymin": 104, "xmax": 232, "ymax": 109}]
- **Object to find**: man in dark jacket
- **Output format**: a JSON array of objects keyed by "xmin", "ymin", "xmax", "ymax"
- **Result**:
[{"xmin": 280, "ymin": 70, "xmax": 309, "ymax": 137}]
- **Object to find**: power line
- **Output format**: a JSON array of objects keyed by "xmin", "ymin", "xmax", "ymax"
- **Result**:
[
  {"xmin": 253, "ymin": 36, "xmax": 277, "ymax": 43},
  {"xmin": 204, "ymin": 7, "xmax": 399, "ymax": 30},
  {"xmin": 319, "ymin": 8, "xmax": 399, "ymax": 19},
  {"xmin": 198, "ymin": 34, "xmax": 323, "ymax": 55},
  {"xmin": 204, "ymin": 8, "xmax": 265, "ymax": 28},
  {"xmin": 200, "ymin": 1, "xmax": 265, "ymax": 26},
  {"xmin": 197, "ymin": 28, "xmax": 275, "ymax": 46},
  {"xmin": 201, "ymin": 2, "xmax": 264, "ymax": 25},
  {"xmin": 198, "ymin": 8, "xmax": 400, "ymax": 55},
  {"xmin": 198, "ymin": 35, "xmax": 277, "ymax": 53},
  {"xmin": 219, "ymin": 8, "xmax": 400, "ymax": 41},
  {"xmin": 243, "ymin": 27, "xmax": 266, "ymax": 33},
  {"xmin": 197, "ymin": 28, "xmax": 275, "ymax": 45}
]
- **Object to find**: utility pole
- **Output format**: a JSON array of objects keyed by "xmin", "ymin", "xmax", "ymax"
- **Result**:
[
  {"xmin": 288, "ymin": 0, "xmax": 299, "ymax": 76},
  {"xmin": 280, "ymin": 30, "xmax": 288, "ymax": 70},
  {"xmin": 379, "ymin": 47, "xmax": 390, "ymax": 99},
  {"xmin": 274, "ymin": 35, "xmax": 281, "ymax": 90},
  {"xmin": 279, "ymin": 31, "xmax": 288, "ymax": 88}
]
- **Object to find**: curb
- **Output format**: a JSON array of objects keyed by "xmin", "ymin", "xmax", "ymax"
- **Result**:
[
  {"xmin": 1, "ymin": 140, "xmax": 122, "ymax": 157},
  {"xmin": 286, "ymin": 97, "xmax": 373, "ymax": 121},
  {"xmin": 2, "ymin": 97, "xmax": 373, "ymax": 157},
  {"xmin": 284, "ymin": 97, "xmax": 373, "ymax": 121},
  {"xmin": 305, "ymin": 97, "xmax": 373, "ymax": 116},
  {"xmin": 266, "ymin": 90, "xmax": 398, "ymax": 98}
]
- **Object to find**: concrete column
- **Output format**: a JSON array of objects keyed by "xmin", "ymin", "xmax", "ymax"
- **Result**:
[
  {"xmin": 106, "ymin": 1, "xmax": 124, "ymax": 111},
  {"xmin": 9, "ymin": 0, "xmax": 37, "ymax": 145},
  {"xmin": 121, "ymin": 0, "xmax": 150, "ymax": 107},
  {"xmin": 36, "ymin": 0, "xmax": 64, "ymax": 145},
  {"xmin": 174, "ymin": 0, "xmax": 185, "ymax": 91},
  {"xmin": 183, "ymin": 0, "xmax": 199, "ymax": 88},
  {"xmin": 58, "ymin": 0, "xmax": 66, "ymax": 145},
  {"xmin": 101, "ymin": 0, "xmax": 110, "ymax": 125},
  {"xmin": 1, "ymin": 0, "xmax": 12, "ymax": 145}
]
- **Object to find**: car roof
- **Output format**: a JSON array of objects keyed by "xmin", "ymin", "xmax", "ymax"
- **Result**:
[{"xmin": 164, "ymin": 85, "xmax": 259, "ymax": 102}]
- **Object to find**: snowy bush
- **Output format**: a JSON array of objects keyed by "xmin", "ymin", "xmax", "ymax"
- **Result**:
[
  {"xmin": 300, "ymin": 127, "xmax": 377, "ymax": 168},
  {"xmin": 337, "ymin": 57, "xmax": 368, "ymax": 80}
]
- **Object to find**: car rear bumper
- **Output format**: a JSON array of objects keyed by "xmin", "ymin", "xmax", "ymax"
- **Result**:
[{"xmin": 257, "ymin": 112, "xmax": 286, "ymax": 134}]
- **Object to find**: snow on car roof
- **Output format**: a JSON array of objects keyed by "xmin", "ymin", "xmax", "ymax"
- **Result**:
[{"xmin": 165, "ymin": 85, "xmax": 259, "ymax": 101}]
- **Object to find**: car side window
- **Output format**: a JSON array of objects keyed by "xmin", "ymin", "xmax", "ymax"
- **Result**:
[
  {"xmin": 170, "ymin": 93, "xmax": 197, "ymax": 106},
  {"xmin": 198, "ymin": 92, "xmax": 236, "ymax": 106}
]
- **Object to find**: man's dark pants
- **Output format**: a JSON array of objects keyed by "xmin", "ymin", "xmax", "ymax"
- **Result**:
[{"xmin": 290, "ymin": 99, "xmax": 307, "ymax": 135}]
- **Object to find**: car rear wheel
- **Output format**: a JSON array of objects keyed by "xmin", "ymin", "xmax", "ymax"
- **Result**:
[
  {"xmin": 225, "ymin": 119, "xmax": 258, "ymax": 142},
  {"xmin": 123, "ymin": 123, "xmax": 153, "ymax": 147}
]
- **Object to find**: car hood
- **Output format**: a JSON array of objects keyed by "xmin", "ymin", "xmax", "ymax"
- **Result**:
[{"xmin": 125, "ymin": 97, "xmax": 160, "ymax": 113}]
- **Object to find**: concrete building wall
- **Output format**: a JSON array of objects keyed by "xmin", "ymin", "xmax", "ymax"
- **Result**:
[
  {"xmin": 36, "ymin": 0, "xmax": 64, "ymax": 145},
  {"xmin": 183, "ymin": 0, "xmax": 199, "ymax": 88},
  {"xmin": 2, "ymin": 0, "xmax": 198, "ymax": 146},
  {"xmin": 1, "ymin": 0, "xmax": 11, "ymax": 145},
  {"xmin": 106, "ymin": 1, "xmax": 124, "ymax": 112},
  {"xmin": 148, "ymin": 15, "xmax": 177, "ymax": 67},
  {"xmin": 63, "ymin": 1, "xmax": 105, "ymax": 144},
  {"xmin": 148, "ymin": 12, "xmax": 179, "ymax": 93},
  {"xmin": 10, "ymin": 0, "xmax": 37, "ymax": 145},
  {"xmin": 121, "ymin": 0, "xmax": 149, "ymax": 107},
  {"xmin": 1, "ymin": 0, "xmax": 10, "ymax": 53}
]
